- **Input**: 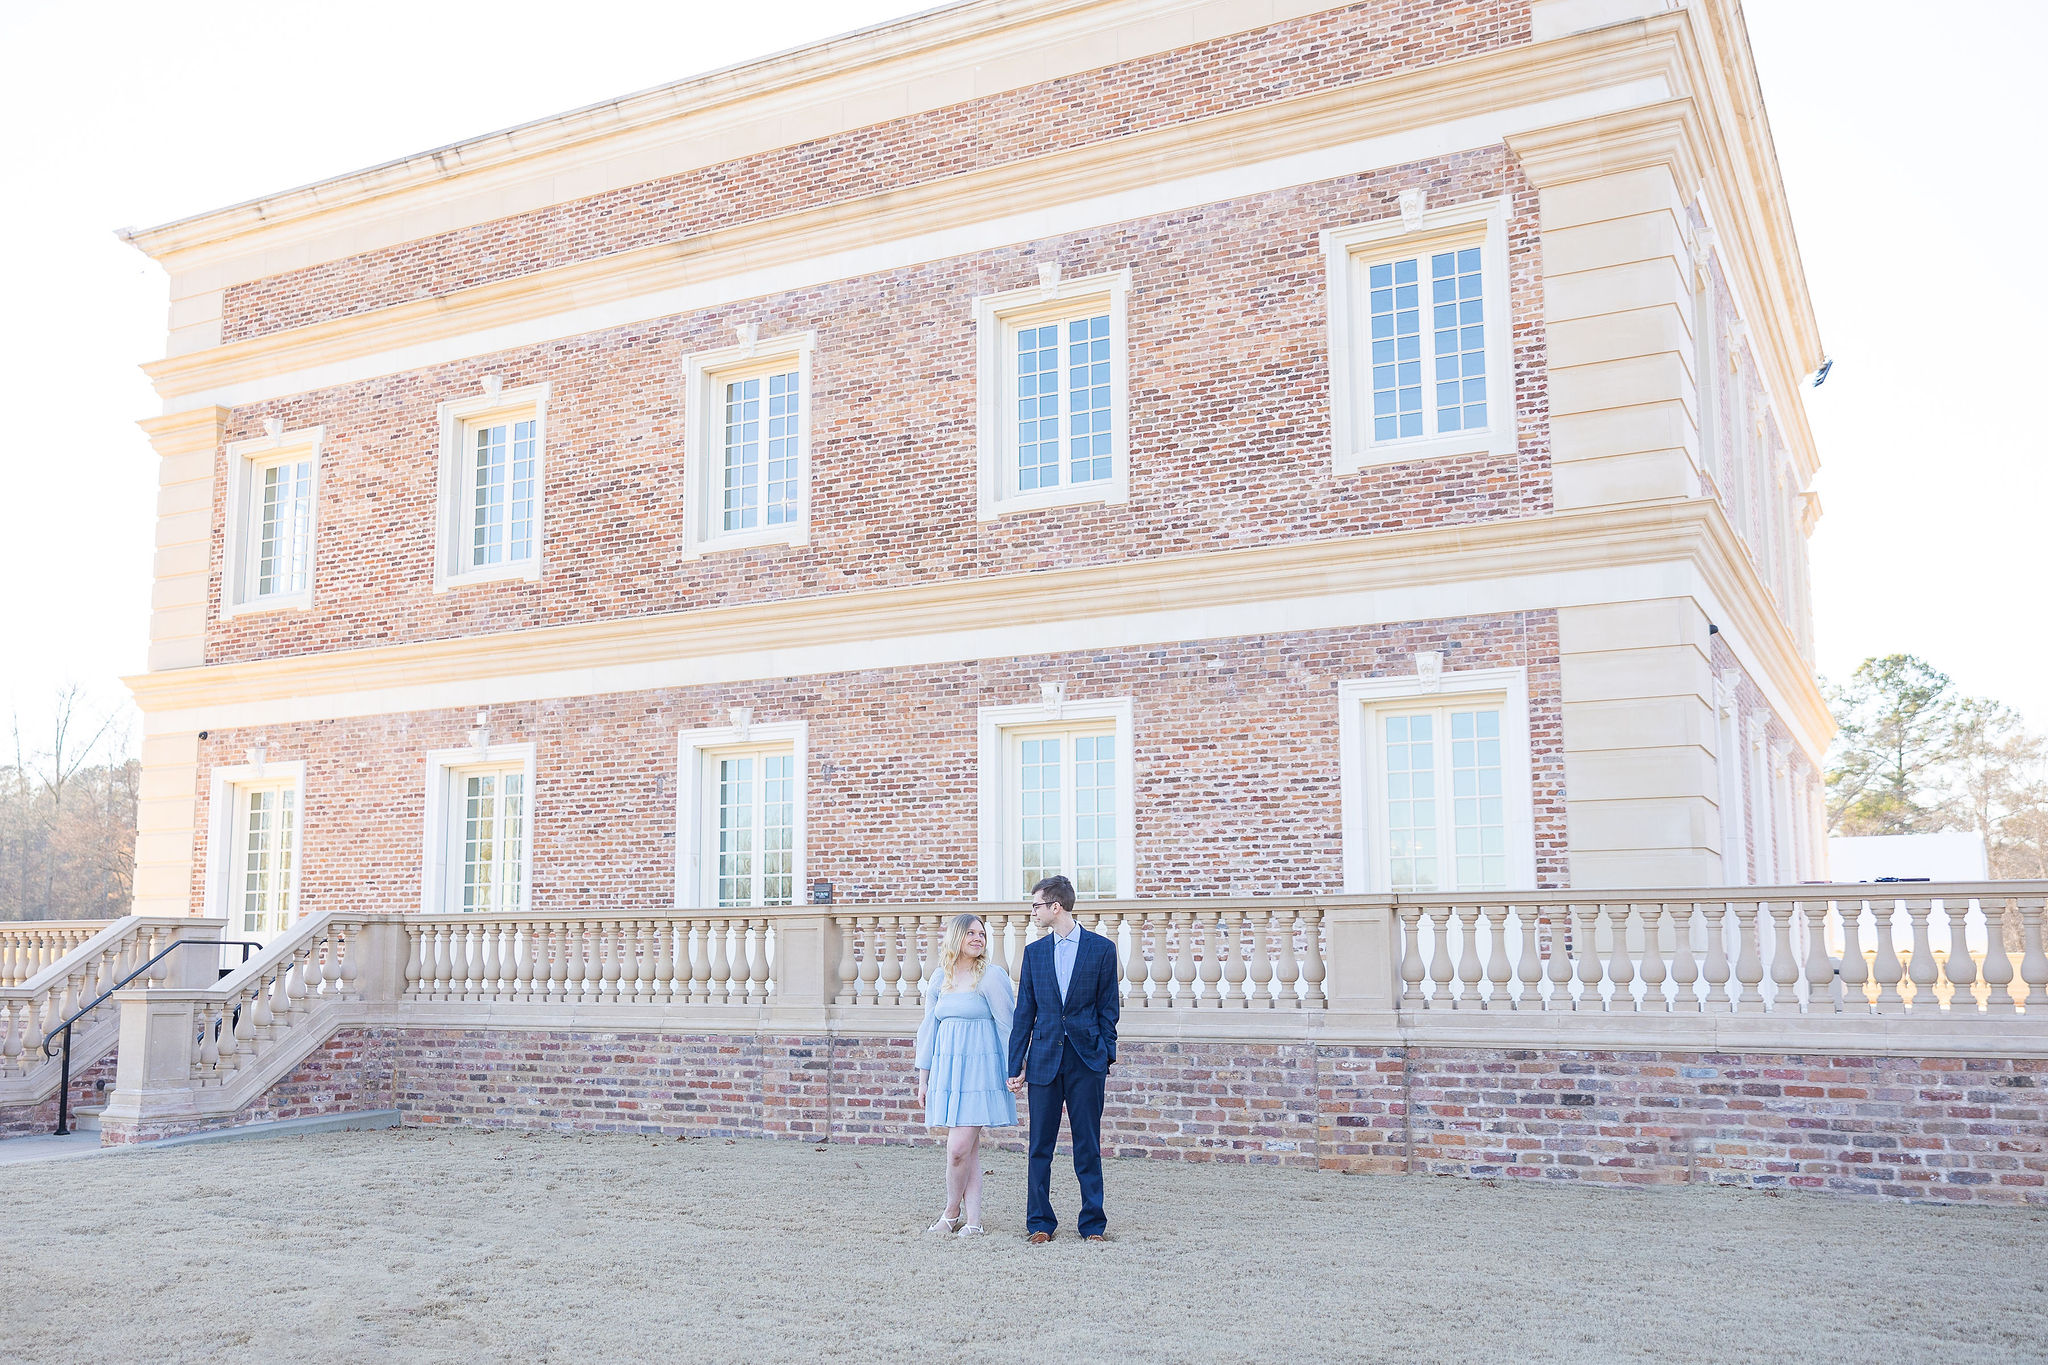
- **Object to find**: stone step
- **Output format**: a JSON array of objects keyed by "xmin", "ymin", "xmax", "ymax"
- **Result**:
[{"xmin": 71, "ymin": 1106, "xmax": 103, "ymax": 1133}]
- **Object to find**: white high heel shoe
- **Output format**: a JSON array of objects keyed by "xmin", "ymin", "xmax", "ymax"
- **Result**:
[
  {"xmin": 956, "ymin": 1222, "xmax": 987, "ymax": 1238},
  {"xmin": 927, "ymin": 1212, "xmax": 965, "ymax": 1234}
]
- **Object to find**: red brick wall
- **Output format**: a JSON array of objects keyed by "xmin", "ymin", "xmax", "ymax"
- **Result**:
[
  {"xmin": 117, "ymin": 1024, "xmax": 2047, "ymax": 1205},
  {"xmin": 98, "ymin": 1029, "xmax": 395, "ymax": 1146},
  {"xmin": 207, "ymin": 151, "xmax": 1549, "ymax": 666},
  {"xmin": 188, "ymin": 610, "xmax": 1568, "ymax": 913},
  {"xmin": 220, "ymin": 1, "xmax": 1535, "ymax": 340},
  {"xmin": 0, "ymin": 1051, "xmax": 117, "ymax": 1140}
]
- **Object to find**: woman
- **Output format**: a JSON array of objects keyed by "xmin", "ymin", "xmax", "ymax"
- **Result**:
[{"xmin": 913, "ymin": 912, "xmax": 1018, "ymax": 1238}]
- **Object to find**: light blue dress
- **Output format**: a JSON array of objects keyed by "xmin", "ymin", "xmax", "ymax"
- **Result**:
[{"xmin": 914, "ymin": 970, "xmax": 1019, "ymax": 1129}]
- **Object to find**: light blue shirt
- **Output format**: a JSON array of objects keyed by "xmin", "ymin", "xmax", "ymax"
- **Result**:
[{"xmin": 1053, "ymin": 921, "xmax": 1082, "ymax": 1000}]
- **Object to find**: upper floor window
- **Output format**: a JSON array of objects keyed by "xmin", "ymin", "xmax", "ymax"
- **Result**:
[
  {"xmin": 222, "ymin": 425, "xmax": 322, "ymax": 616},
  {"xmin": 434, "ymin": 379, "xmax": 548, "ymax": 590},
  {"xmin": 204, "ymin": 758, "xmax": 307, "ymax": 947},
  {"xmin": 977, "ymin": 691, "xmax": 1133, "ymax": 900},
  {"xmin": 975, "ymin": 268, "xmax": 1131, "ymax": 518},
  {"xmin": 683, "ymin": 330, "xmax": 814, "ymax": 558},
  {"xmin": 675, "ymin": 715, "xmax": 808, "ymax": 908},
  {"xmin": 422, "ymin": 741, "xmax": 536, "ymax": 914},
  {"xmin": 1338, "ymin": 663, "xmax": 1536, "ymax": 893},
  {"xmin": 1323, "ymin": 198, "xmax": 1514, "ymax": 473}
]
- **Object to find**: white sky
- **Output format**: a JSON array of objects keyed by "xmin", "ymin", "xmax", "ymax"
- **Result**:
[{"xmin": 2, "ymin": 0, "xmax": 2043, "ymax": 753}]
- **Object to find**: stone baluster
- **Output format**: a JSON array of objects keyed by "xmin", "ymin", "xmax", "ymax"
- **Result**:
[
  {"xmin": 980, "ymin": 913, "xmax": 1008, "ymax": 987},
  {"xmin": 640, "ymin": 919, "xmax": 662, "ymax": 1004},
  {"xmin": 1571, "ymin": 904, "xmax": 1602, "ymax": 1011},
  {"xmin": 906, "ymin": 916, "xmax": 930, "ymax": 1002},
  {"xmin": 215, "ymin": 991, "xmax": 243, "ymax": 1073},
  {"xmin": 1540, "ymin": 912, "xmax": 1571, "ymax": 1011},
  {"xmin": 1800, "ymin": 901, "xmax": 1833, "ymax": 1015},
  {"xmin": 476, "ymin": 920, "xmax": 500, "ymax": 1004},
  {"xmin": 1511, "ymin": 907, "xmax": 1540, "ymax": 1011},
  {"xmin": 1732, "ymin": 901, "xmax": 1764, "ymax": 1010},
  {"xmin": 1700, "ymin": 903, "xmax": 1732, "ymax": 1011},
  {"xmin": 1905, "ymin": 899, "xmax": 1940, "ymax": 1010},
  {"xmin": 1941, "ymin": 900, "xmax": 1977, "ymax": 1014},
  {"xmin": 704, "ymin": 917, "xmax": 730, "ymax": 1004},
  {"xmin": 660, "ymin": 919, "xmax": 685, "ymax": 1003},
  {"xmin": 1397, "ymin": 908, "xmax": 1427, "ymax": 1010},
  {"xmin": 879, "ymin": 915, "xmax": 904, "ymax": 1007},
  {"xmin": 751, "ymin": 918, "xmax": 774, "ymax": 1003},
  {"xmin": 231, "ymin": 979, "xmax": 256, "ymax": 1062},
  {"xmin": 1274, "ymin": 907, "xmax": 1302, "ymax": 1009},
  {"xmin": 2017, "ymin": 897, "xmax": 2048, "ymax": 1012},
  {"xmin": 1480, "ymin": 904, "xmax": 1511, "ymax": 1010},
  {"xmin": 247, "ymin": 961, "xmax": 275, "ymax": 1038},
  {"xmin": 1428, "ymin": 907, "xmax": 1456, "ymax": 1008},
  {"xmin": 196, "ymin": 999, "xmax": 222, "ymax": 1078},
  {"xmin": 318, "ymin": 926, "xmax": 340, "ymax": 999},
  {"xmin": 1300, "ymin": 908, "xmax": 1327, "ymax": 1009},
  {"xmin": 592, "ymin": 920, "xmax": 616, "ymax": 1004},
  {"xmin": 1767, "ymin": 900, "xmax": 1800, "ymax": 1013},
  {"xmin": 419, "ymin": 924, "xmax": 441, "ymax": 1001},
  {"xmin": 1638, "ymin": 904, "xmax": 1670, "ymax": 1013},
  {"xmin": 1668, "ymin": 904, "xmax": 1701, "ymax": 1012},
  {"xmin": 1605, "ymin": 904, "xmax": 1636, "ymax": 1012},
  {"xmin": 1870, "ymin": 900, "xmax": 1905, "ymax": 1010},
  {"xmin": 845, "ymin": 917, "xmax": 872, "ymax": 1005},
  {"xmin": 829, "ymin": 917, "xmax": 855, "ymax": 1006},
  {"xmin": 1837, "ymin": 902, "xmax": 1867, "ymax": 1012},
  {"xmin": 558, "ymin": 920, "xmax": 585, "ymax": 1003},
  {"xmin": 1218, "ymin": 908, "xmax": 1245, "ymax": 1008},
  {"xmin": 1980, "ymin": 900, "xmax": 2016, "ymax": 1015},
  {"xmin": 1146, "ymin": 915, "xmax": 1174, "ymax": 1008},
  {"xmin": 1125, "ymin": 912, "xmax": 1151, "ymax": 1006},
  {"xmin": 1197, "ymin": 910, "xmax": 1224, "ymax": 1008},
  {"xmin": 1170, "ymin": 911, "xmax": 1196, "ymax": 1009},
  {"xmin": 1, "ymin": 999, "xmax": 22, "ymax": 1075},
  {"xmin": 1452, "ymin": 906, "xmax": 1483, "ymax": 1010},
  {"xmin": 684, "ymin": 919, "xmax": 708, "ymax": 1005}
]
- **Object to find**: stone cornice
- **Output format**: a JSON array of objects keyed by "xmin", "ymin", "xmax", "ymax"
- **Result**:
[
  {"xmin": 138, "ymin": 20, "xmax": 1681, "ymax": 405},
  {"xmin": 125, "ymin": 498, "xmax": 1829, "ymax": 748}
]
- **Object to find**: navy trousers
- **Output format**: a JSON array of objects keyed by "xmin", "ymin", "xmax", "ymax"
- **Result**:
[{"xmin": 1026, "ymin": 1041, "xmax": 1107, "ymax": 1237}]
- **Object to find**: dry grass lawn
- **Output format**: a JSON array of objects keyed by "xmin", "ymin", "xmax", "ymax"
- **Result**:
[{"xmin": 4, "ymin": 1128, "xmax": 2045, "ymax": 1363}]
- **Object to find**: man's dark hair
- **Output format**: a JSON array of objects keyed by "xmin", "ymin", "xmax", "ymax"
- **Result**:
[{"xmin": 1031, "ymin": 875, "xmax": 1076, "ymax": 913}]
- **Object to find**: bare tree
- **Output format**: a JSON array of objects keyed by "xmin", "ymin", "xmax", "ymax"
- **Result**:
[{"xmin": 0, "ymin": 686, "xmax": 138, "ymax": 921}]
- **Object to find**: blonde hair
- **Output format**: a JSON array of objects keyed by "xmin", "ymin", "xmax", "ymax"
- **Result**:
[{"xmin": 935, "ymin": 913, "xmax": 989, "ymax": 987}]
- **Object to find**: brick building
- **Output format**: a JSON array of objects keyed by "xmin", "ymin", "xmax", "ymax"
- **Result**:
[{"xmin": 121, "ymin": 0, "xmax": 1829, "ymax": 943}]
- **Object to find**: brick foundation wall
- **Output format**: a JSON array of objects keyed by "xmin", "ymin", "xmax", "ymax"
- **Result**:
[
  {"xmin": 120, "ymin": 1024, "xmax": 2048, "ymax": 1206},
  {"xmin": 98, "ymin": 1029, "xmax": 396, "ymax": 1146},
  {"xmin": 0, "ymin": 1051, "xmax": 117, "ymax": 1140},
  {"xmin": 220, "ymin": 1, "xmax": 1535, "ymax": 340},
  {"xmin": 207, "ymin": 149, "xmax": 1549, "ymax": 666},
  {"xmin": 187, "ymin": 610, "xmax": 1568, "ymax": 911}
]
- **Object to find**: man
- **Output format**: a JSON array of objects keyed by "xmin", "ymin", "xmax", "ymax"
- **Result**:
[{"xmin": 1006, "ymin": 874, "xmax": 1119, "ymax": 1243}]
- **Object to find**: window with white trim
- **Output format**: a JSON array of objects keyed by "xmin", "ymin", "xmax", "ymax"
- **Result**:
[
  {"xmin": 974, "ymin": 269, "xmax": 1130, "ymax": 518},
  {"xmin": 1338, "ymin": 667, "xmax": 1536, "ymax": 894},
  {"xmin": 977, "ymin": 694, "xmax": 1134, "ymax": 901},
  {"xmin": 204, "ymin": 759, "xmax": 307, "ymax": 947},
  {"xmin": 675, "ymin": 719, "xmax": 807, "ymax": 908},
  {"xmin": 421, "ymin": 743, "xmax": 536, "ymax": 914},
  {"xmin": 222, "ymin": 426, "xmax": 322, "ymax": 616},
  {"xmin": 1323, "ymin": 199, "xmax": 1514, "ymax": 473},
  {"xmin": 683, "ymin": 331, "xmax": 813, "ymax": 557},
  {"xmin": 434, "ymin": 381, "xmax": 548, "ymax": 589}
]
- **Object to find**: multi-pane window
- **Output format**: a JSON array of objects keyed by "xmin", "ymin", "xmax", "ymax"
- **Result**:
[
  {"xmin": 721, "ymin": 371, "xmax": 801, "ymax": 532},
  {"xmin": 1014, "ymin": 728, "xmax": 1117, "ymax": 898},
  {"xmin": 253, "ymin": 459, "xmax": 315, "ymax": 599},
  {"xmin": 1368, "ymin": 248, "xmax": 1486, "ymax": 443},
  {"xmin": 458, "ymin": 766, "xmax": 527, "ymax": 914},
  {"xmin": 237, "ymin": 786, "xmax": 298, "ymax": 938},
  {"xmin": 1014, "ymin": 313, "xmax": 1112, "ymax": 493},
  {"xmin": 468, "ymin": 419, "xmax": 538, "ymax": 568},
  {"xmin": 711, "ymin": 748, "xmax": 796, "ymax": 908},
  {"xmin": 1380, "ymin": 705, "xmax": 1505, "ymax": 893}
]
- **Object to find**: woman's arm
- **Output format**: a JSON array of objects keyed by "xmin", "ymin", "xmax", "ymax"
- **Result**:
[
  {"xmin": 913, "ymin": 972, "xmax": 941, "ymax": 1072},
  {"xmin": 985, "ymin": 968, "xmax": 1015, "ymax": 1076}
]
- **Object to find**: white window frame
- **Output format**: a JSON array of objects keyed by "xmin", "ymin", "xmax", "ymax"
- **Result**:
[
  {"xmin": 1323, "ymin": 198, "xmax": 1515, "ymax": 474},
  {"xmin": 1714, "ymin": 673, "xmax": 1748, "ymax": 886},
  {"xmin": 433, "ymin": 381, "xmax": 550, "ymax": 591},
  {"xmin": 682, "ymin": 331, "xmax": 816, "ymax": 558},
  {"xmin": 1746, "ymin": 711, "xmax": 1775, "ymax": 884},
  {"xmin": 1337, "ymin": 666, "xmax": 1536, "ymax": 893},
  {"xmin": 974, "ymin": 268, "xmax": 1132, "ymax": 520},
  {"xmin": 203, "ymin": 759, "xmax": 308, "ymax": 942},
  {"xmin": 221, "ymin": 425, "xmax": 323, "ymax": 617},
  {"xmin": 675, "ymin": 719, "xmax": 808, "ymax": 909},
  {"xmin": 421, "ymin": 742, "xmax": 537, "ymax": 914},
  {"xmin": 976, "ymin": 694, "xmax": 1135, "ymax": 901}
]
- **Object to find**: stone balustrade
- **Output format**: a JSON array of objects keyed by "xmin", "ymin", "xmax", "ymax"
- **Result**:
[
  {"xmin": 1, "ymin": 917, "xmax": 222, "ymax": 1084},
  {"xmin": 1396, "ymin": 885, "xmax": 2048, "ymax": 1015},
  {"xmin": 0, "ymin": 921, "xmax": 113, "ymax": 988}
]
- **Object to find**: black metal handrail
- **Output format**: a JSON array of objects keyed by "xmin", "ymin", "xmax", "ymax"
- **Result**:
[{"xmin": 39, "ymin": 938, "xmax": 263, "ymax": 1136}]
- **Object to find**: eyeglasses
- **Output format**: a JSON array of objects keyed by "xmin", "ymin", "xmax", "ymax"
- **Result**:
[{"xmin": 1030, "ymin": 899, "xmax": 1058, "ymax": 910}]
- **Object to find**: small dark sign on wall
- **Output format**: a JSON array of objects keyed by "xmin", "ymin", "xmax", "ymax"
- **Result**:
[{"xmin": 809, "ymin": 880, "xmax": 834, "ymax": 906}]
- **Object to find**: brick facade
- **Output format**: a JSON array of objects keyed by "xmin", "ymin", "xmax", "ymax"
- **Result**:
[
  {"xmin": 97, "ymin": 1029, "xmax": 395, "ymax": 1146},
  {"xmin": 188, "ymin": 609, "xmax": 1569, "ymax": 912},
  {"xmin": 206, "ymin": 150, "xmax": 1549, "ymax": 666},
  {"xmin": 111, "ymin": 1024, "xmax": 2048, "ymax": 1205},
  {"xmin": 219, "ymin": 1, "xmax": 1534, "ymax": 341},
  {"xmin": 0, "ymin": 1051, "xmax": 116, "ymax": 1140}
]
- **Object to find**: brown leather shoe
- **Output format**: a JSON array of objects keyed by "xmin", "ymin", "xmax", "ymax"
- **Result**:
[
  {"xmin": 1083, "ymin": 1234, "xmax": 1106, "ymax": 1242},
  {"xmin": 1026, "ymin": 1231, "xmax": 1052, "ymax": 1245}
]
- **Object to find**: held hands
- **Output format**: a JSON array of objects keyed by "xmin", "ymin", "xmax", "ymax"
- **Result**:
[{"xmin": 1006, "ymin": 1074, "xmax": 1026, "ymax": 1096}]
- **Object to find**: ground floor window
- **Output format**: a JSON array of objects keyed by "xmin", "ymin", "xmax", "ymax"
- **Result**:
[
  {"xmin": 422, "ymin": 743, "xmax": 536, "ymax": 915},
  {"xmin": 676, "ymin": 718, "xmax": 808, "ymax": 909},
  {"xmin": 1339, "ymin": 665, "xmax": 1536, "ymax": 893},
  {"xmin": 977, "ymin": 694, "xmax": 1133, "ymax": 901},
  {"xmin": 206, "ymin": 759, "xmax": 307, "ymax": 946}
]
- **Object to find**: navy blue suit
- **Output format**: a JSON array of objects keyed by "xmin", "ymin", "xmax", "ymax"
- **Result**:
[{"xmin": 1008, "ymin": 925, "xmax": 1120, "ymax": 1237}]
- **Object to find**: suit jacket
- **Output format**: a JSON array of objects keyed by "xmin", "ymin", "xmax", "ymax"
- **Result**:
[{"xmin": 1007, "ymin": 925, "xmax": 1120, "ymax": 1084}]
